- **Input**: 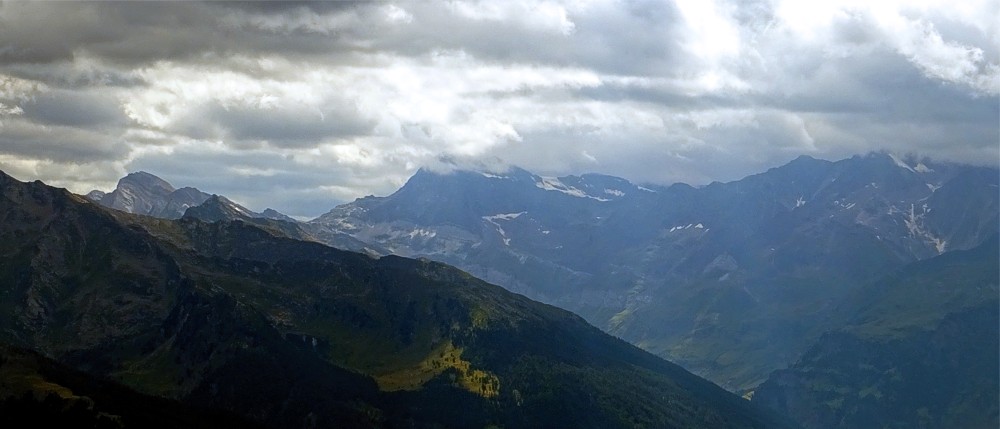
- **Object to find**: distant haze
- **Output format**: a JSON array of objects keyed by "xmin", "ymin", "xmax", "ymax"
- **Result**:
[{"xmin": 0, "ymin": 1, "xmax": 996, "ymax": 218}]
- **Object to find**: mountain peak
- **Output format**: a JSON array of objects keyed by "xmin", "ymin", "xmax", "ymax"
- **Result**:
[
  {"xmin": 84, "ymin": 190, "xmax": 106, "ymax": 202},
  {"xmin": 789, "ymin": 154, "xmax": 819, "ymax": 164},
  {"xmin": 93, "ymin": 172, "xmax": 210, "ymax": 219},
  {"xmin": 118, "ymin": 171, "xmax": 175, "ymax": 195},
  {"xmin": 261, "ymin": 208, "xmax": 295, "ymax": 222},
  {"xmin": 183, "ymin": 194, "xmax": 258, "ymax": 222}
]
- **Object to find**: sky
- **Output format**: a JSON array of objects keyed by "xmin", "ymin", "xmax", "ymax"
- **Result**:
[{"xmin": 0, "ymin": 0, "xmax": 997, "ymax": 218}]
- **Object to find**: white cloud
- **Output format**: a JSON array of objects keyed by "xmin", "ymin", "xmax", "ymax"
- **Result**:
[
  {"xmin": 675, "ymin": 0, "xmax": 741, "ymax": 65},
  {"xmin": 447, "ymin": 0, "xmax": 579, "ymax": 35},
  {"xmin": 878, "ymin": 14, "xmax": 999, "ymax": 94},
  {"xmin": 767, "ymin": 0, "xmax": 999, "ymax": 94}
]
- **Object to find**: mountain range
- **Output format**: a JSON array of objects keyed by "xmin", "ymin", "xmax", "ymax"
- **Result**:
[
  {"xmin": 74, "ymin": 152, "xmax": 999, "ymax": 428},
  {"xmin": 0, "ymin": 170, "xmax": 789, "ymax": 428},
  {"xmin": 303, "ymin": 153, "xmax": 998, "ymax": 392}
]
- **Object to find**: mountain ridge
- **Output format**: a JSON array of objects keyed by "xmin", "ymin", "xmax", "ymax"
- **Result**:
[
  {"xmin": 85, "ymin": 172, "xmax": 298, "ymax": 222},
  {"xmin": 76, "ymin": 153, "xmax": 998, "ymax": 393},
  {"xmin": 303, "ymin": 152, "xmax": 998, "ymax": 391},
  {"xmin": 0, "ymin": 170, "xmax": 792, "ymax": 428}
]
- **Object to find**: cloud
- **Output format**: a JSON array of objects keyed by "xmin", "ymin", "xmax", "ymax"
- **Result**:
[
  {"xmin": 20, "ymin": 89, "xmax": 127, "ymax": 128},
  {"xmin": 0, "ymin": 0, "xmax": 995, "ymax": 217},
  {"xmin": 0, "ymin": 117, "xmax": 129, "ymax": 163}
]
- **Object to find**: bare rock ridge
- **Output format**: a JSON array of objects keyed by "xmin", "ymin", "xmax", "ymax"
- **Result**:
[
  {"xmin": 86, "ymin": 171, "xmax": 208, "ymax": 219},
  {"xmin": 85, "ymin": 171, "xmax": 294, "ymax": 222}
]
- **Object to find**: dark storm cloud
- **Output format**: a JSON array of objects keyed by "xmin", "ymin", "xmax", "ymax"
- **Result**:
[
  {"xmin": 0, "ymin": 1, "xmax": 682, "ymax": 76},
  {"xmin": 210, "ymin": 1, "xmax": 363, "ymax": 14},
  {"xmin": 1, "ymin": 62, "xmax": 146, "ymax": 90},
  {"xmin": 0, "ymin": 1, "xmax": 374, "ymax": 66},
  {"xmin": 0, "ymin": 118, "xmax": 128, "ymax": 163},
  {"xmin": 20, "ymin": 89, "xmax": 127, "ymax": 128},
  {"xmin": 755, "ymin": 47, "xmax": 998, "ymax": 121},
  {"xmin": 174, "ymin": 99, "xmax": 376, "ymax": 148},
  {"xmin": 369, "ymin": 0, "xmax": 688, "ymax": 77}
]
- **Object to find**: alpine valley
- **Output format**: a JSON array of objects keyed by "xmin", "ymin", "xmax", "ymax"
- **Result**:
[
  {"xmin": 8, "ymin": 151, "xmax": 996, "ymax": 429},
  {"xmin": 301, "ymin": 152, "xmax": 998, "ymax": 428},
  {"xmin": 0, "ymin": 171, "xmax": 790, "ymax": 428},
  {"xmin": 302, "ymin": 153, "xmax": 997, "ymax": 392}
]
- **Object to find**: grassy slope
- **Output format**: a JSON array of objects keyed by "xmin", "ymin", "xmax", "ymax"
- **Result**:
[
  {"xmin": 753, "ymin": 236, "xmax": 999, "ymax": 428},
  {"xmin": 0, "ymin": 343, "xmax": 264, "ymax": 429}
]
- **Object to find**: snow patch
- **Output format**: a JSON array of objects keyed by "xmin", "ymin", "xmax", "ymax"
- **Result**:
[
  {"xmin": 833, "ymin": 200, "xmax": 855, "ymax": 210},
  {"xmin": 483, "ymin": 211, "xmax": 526, "ymax": 221},
  {"xmin": 604, "ymin": 188, "xmax": 625, "ymax": 197},
  {"xmin": 914, "ymin": 163, "xmax": 933, "ymax": 173},
  {"xmin": 406, "ymin": 228, "xmax": 437, "ymax": 239},
  {"xmin": 481, "ymin": 172, "xmax": 508, "ymax": 179},
  {"xmin": 482, "ymin": 212, "xmax": 526, "ymax": 246},
  {"xmin": 742, "ymin": 285, "xmax": 760, "ymax": 303},
  {"xmin": 637, "ymin": 186, "xmax": 657, "ymax": 193},
  {"xmin": 888, "ymin": 153, "xmax": 916, "ymax": 173},
  {"xmin": 926, "ymin": 183, "xmax": 941, "ymax": 192},
  {"xmin": 326, "ymin": 217, "xmax": 358, "ymax": 231},
  {"xmin": 535, "ymin": 176, "xmax": 610, "ymax": 201},
  {"xmin": 669, "ymin": 223, "xmax": 705, "ymax": 232},
  {"xmin": 903, "ymin": 203, "xmax": 946, "ymax": 253},
  {"xmin": 795, "ymin": 196, "xmax": 805, "ymax": 208},
  {"xmin": 232, "ymin": 203, "xmax": 252, "ymax": 216}
]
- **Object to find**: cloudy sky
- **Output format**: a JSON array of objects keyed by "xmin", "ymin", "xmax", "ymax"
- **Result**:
[{"xmin": 0, "ymin": 0, "xmax": 996, "ymax": 217}]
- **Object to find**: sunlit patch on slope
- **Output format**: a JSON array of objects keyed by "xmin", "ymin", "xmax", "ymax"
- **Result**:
[{"xmin": 374, "ymin": 340, "xmax": 500, "ymax": 398}]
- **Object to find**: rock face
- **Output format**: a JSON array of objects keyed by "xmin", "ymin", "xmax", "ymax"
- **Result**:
[
  {"xmin": 0, "ymin": 170, "xmax": 792, "ymax": 429},
  {"xmin": 179, "ymin": 195, "xmax": 319, "ymax": 244},
  {"xmin": 261, "ymin": 208, "xmax": 296, "ymax": 222},
  {"xmin": 90, "ymin": 171, "xmax": 211, "ymax": 219},
  {"xmin": 753, "ymin": 237, "xmax": 999, "ymax": 429},
  {"xmin": 182, "ymin": 194, "xmax": 260, "ymax": 222},
  {"xmin": 305, "ymin": 153, "xmax": 999, "ymax": 390}
]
